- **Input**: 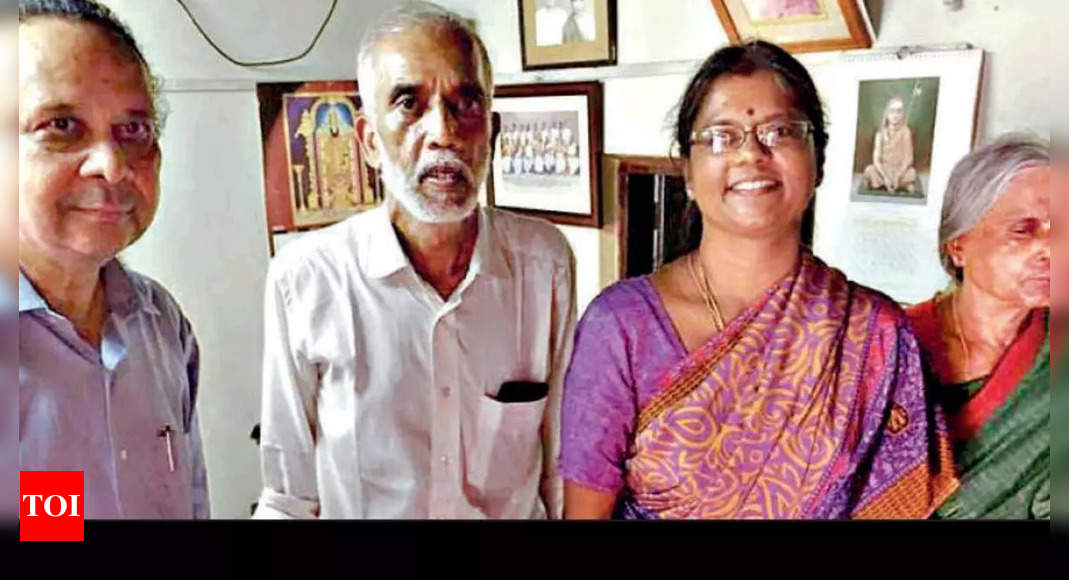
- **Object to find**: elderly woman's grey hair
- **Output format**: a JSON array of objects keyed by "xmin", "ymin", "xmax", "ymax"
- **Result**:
[
  {"xmin": 356, "ymin": 1, "xmax": 493, "ymax": 121},
  {"xmin": 939, "ymin": 132, "xmax": 1050, "ymax": 282}
]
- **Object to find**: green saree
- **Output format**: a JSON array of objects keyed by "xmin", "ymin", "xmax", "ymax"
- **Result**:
[{"xmin": 908, "ymin": 303, "xmax": 1050, "ymax": 519}]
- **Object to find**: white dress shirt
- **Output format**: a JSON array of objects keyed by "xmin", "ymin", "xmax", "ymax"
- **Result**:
[{"xmin": 254, "ymin": 204, "xmax": 576, "ymax": 519}]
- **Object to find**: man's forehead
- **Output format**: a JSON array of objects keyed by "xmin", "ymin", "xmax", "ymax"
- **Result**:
[
  {"xmin": 21, "ymin": 19, "xmax": 145, "ymax": 79},
  {"xmin": 371, "ymin": 26, "xmax": 488, "ymax": 88},
  {"xmin": 21, "ymin": 17, "xmax": 126, "ymax": 57},
  {"xmin": 19, "ymin": 18, "xmax": 151, "ymax": 111}
]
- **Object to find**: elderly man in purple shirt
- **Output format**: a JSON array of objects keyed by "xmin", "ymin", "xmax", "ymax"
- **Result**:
[{"xmin": 17, "ymin": 0, "xmax": 208, "ymax": 519}]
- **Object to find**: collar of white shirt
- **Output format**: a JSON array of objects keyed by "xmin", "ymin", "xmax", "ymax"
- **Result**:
[{"xmin": 358, "ymin": 203, "xmax": 512, "ymax": 281}]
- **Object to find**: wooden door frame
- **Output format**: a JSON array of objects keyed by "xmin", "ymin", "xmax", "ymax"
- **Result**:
[{"xmin": 608, "ymin": 155, "xmax": 684, "ymax": 279}]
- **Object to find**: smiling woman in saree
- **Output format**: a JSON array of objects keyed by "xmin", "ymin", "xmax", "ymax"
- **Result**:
[{"xmin": 558, "ymin": 41, "xmax": 958, "ymax": 519}]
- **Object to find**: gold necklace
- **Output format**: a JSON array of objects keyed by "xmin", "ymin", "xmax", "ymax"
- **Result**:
[
  {"xmin": 949, "ymin": 291, "xmax": 973, "ymax": 372},
  {"xmin": 687, "ymin": 252, "xmax": 726, "ymax": 332}
]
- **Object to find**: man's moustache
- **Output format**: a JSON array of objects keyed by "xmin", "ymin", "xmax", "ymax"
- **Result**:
[
  {"xmin": 61, "ymin": 187, "xmax": 139, "ymax": 211},
  {"xmin": 415, "ymin": 158, "xmax": 474, "ymax": 184}
]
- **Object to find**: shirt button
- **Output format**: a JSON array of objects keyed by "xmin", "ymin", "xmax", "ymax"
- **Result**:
[
  {"xmin": 440, "ymin": 455, "xmax": 449, "ymax": 465},
  {"xmin": 120, "ymin": 449, "xmax": 128, "ymax": 461},
  {"xmin": 441, "ymin": 386, "xmax": 452, "ymax": 397}
]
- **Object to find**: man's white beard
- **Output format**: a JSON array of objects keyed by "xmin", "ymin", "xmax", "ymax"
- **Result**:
[{"xmin": 379, "ymin": 149, "xmax": 481, "ymax": 224}]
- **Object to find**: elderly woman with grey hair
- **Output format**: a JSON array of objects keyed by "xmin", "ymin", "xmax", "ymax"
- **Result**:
[{"xmin": 906, "ymin": 134, "xmax": 1051, "ymax": 519}]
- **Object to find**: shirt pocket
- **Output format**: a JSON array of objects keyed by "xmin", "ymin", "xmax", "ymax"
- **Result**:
[
  {"xmin": 149, "ymin": 412, "xmax": 192, "ymax": 486},
  {"xmin": 116, "ymin": 410, "xmax": 193, "ymax": 518},
  {"xmin": 141, "ymin": 369, "xmax": 194, "ymax": 515},
  {"xmin": 465, "ymin": 394, "xmax": 547, "ymax": 493}
]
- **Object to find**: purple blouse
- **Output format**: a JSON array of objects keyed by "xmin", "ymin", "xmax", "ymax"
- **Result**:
[{"xmin": 558, "ymin": 276, "xmax": 687, "ymax": 493}]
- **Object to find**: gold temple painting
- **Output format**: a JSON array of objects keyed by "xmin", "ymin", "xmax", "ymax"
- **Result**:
[
  {"xmin": 283, "ymin": 91, "xmax": 379, "ymax": 227},
  {"xmin": 259, "ymin": 81, "xmax": 381, "ymax": 235}
]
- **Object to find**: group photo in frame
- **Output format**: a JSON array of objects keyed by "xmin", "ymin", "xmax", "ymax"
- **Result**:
[{"xmin": 489, "ymin": 81, "xmax": 603, "ymax": 227}]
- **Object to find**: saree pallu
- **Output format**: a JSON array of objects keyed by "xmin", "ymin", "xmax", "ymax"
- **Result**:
[
  {"xmin": 617, "ymin": 252, "xmax": 958, "ymax": 519},
  {"xmin": 909, "ymin": 303, "xmax": 1050, "ymax": 519}
]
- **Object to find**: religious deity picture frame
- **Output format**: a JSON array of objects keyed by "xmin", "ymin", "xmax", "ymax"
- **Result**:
[
  {"xmin": 488, "ymin": 81, "xmax": 603, "ymax": 228},
  {"xmin": 519, "ymin": 0, "xmax": 617, "ymax": 70},
  {"xmin": 711, "ymin": 0, "xmax": 872, "ymax": 53},
  {"xmin": 257, "ymin": 81, "xmax": 382, "ymax": 255},
  {"xmin": 812, "ymin": 48, "xmax": 983, "ymax": 306}
]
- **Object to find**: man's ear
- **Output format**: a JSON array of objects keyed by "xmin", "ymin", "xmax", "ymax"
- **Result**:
[{"xmin": 356, "ymin": 114, "xmax": 380, "ymax": 169}]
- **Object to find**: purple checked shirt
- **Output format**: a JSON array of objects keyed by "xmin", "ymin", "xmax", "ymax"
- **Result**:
[{"xmin": 18, "ymin": 261, "xmax": 209, "ymax": 519}]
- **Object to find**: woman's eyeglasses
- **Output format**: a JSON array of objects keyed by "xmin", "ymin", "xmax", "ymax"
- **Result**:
[{"xmin": 690, "ymin": 120, "xmax": 814, "ymax": 154}]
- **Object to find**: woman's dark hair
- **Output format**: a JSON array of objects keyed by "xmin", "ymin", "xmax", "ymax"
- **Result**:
[
  {"xmin": 674, "ymin": 41, "xmax": 827, "ymax": 251},
  {"xmin": 19, "ymin": 0, "xmax": 164, "ymax": 127}
]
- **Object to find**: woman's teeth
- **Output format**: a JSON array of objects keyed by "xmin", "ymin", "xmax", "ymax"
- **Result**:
[{"xmin": 731, "ymin": 180, "xmax": 778, "ymax": 191}]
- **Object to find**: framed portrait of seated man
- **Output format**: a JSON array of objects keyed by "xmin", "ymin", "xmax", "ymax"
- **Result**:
[{"xmin": 851, "ymin": 77, "xmax": 941, "ymax": 205}]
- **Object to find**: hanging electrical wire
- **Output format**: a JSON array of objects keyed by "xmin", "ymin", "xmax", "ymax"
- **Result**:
[{"xmin": 174, "ymin": 0, "xmax": 338, "ymax": 67}]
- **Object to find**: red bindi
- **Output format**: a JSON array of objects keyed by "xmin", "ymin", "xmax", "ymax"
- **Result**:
[{"xmin": 746, "ymin": 108, "xmax": 755, "ymax": 116}]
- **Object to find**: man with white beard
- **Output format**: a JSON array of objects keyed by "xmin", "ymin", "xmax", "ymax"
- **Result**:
[{"xmin": 254, "ymin": 2, "xmax": 576, "ymax": 520}]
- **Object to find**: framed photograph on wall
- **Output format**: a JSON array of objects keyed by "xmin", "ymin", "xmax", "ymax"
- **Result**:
[
  {"xmin": 710, "ymin": 0, "xmax": 872, "ymax": 53},
  {"xmin": 851, "ymin": 77, "xmax": 941, "ymax": 205},
  {"xmin": 812, "ymin": 48, "xmax": 983, "ymax": 305},
  {"xmin": 257, "ymin": 80, "xmax": 382, "ymax": 254},
  {"xmin": 489, "ymin": 82, "xmax": 603, "ymax": 227},
  {"xmin": 518, "ymin": 0, "xmax": 616, "ymax": 70}
]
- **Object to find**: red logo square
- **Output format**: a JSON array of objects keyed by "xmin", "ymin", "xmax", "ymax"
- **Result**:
[{"xmin": 20, "ymin": 471, "xmax": 84, "ymax": 542}]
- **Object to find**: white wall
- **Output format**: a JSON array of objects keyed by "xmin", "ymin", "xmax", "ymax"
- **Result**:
[
  {"xmin": 100, "ymin": 0, "xmax": 1057, "ymax": 517},
  {"xmin": 446, "ymin": 0, "xmax": 1058, "ymax": 308},
  {"xmin": 452, "ymin": 0, "xmax": 1056, "ymax": 144},
  {"xmin": 119, "ymin": 91, "xmax": 270, "ymax": 518},
  {"xmin": 111, "ymin": 0, "xmax": 395, "ymax": 81},
  {"xmin": 869, "ymin": 0, "xmax": 1052, "ymax": 143}
]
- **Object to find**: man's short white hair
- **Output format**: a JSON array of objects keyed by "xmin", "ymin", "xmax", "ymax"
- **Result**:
[{"xmin": 356, "ymin": 1, "xmax": 493, "ymax": 121}]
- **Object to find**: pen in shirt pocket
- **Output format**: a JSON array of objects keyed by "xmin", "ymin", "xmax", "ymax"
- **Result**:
[{"xmin": 158, "ymin": 425, "xmax": 175, "ymax": 472}]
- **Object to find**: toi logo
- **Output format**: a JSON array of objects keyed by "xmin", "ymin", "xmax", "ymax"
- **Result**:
[{"xmin": 20, "ymin": 471, "xmax": 84, "ymax": 542}]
